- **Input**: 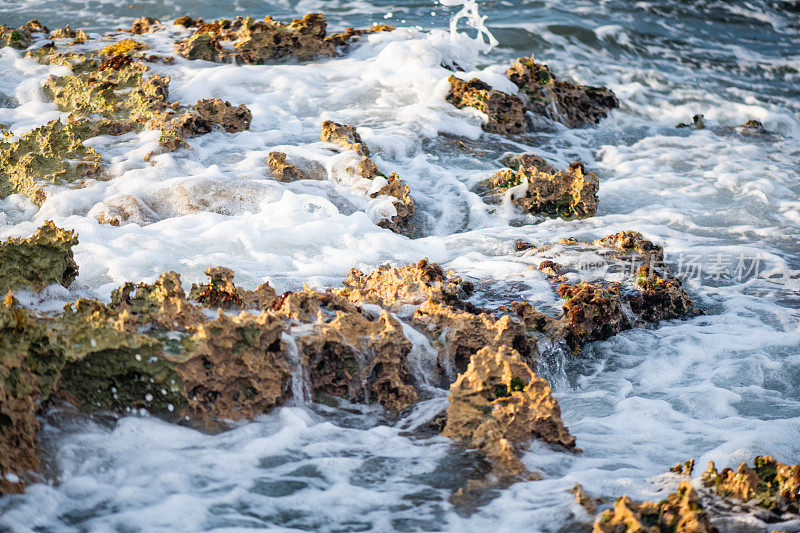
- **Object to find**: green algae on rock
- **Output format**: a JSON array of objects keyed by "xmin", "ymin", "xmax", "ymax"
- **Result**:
[
  {"xmin": 445, "ymin": 75, "xmax": 528, "ymax": 134},
  {"xmin": 442, "ymin": 345, "xmax": 576, "ymax": 482},
  {"xmin": 0, "ymin": 118, "xmax": 101, "ymax": 204},
  {"xmin": 507, "ymin": 55, "xmax": 619, "ymax": 128},
  {"xmin": 0, "ymin": 20, "xmax": 49, "ymax": 50},
  {"xmin": 319, "ymin": 121, "xmax": 416, "ymax": 234},
  {"xmin": 485, "ymin": 155, "xmax": 599, "ymax": 219},
  {"xmin": 593, "ymin": 480, "xmax": 717, "ymax": 533},
  {"xmin": 0, "ymin": 222, "xmax": 78, "ymax": 293},
  {"xmin": 702, "ymin": 456, "xmax": 800, "ymax": 515},
  {"xmin": 0, "ymin": 293, "xmax": 63, "ymax": 495}
]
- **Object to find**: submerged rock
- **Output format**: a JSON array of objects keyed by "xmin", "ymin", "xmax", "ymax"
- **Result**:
[
  {"xmin": 445, "ymin": 75, "xmax": 528, "ymax": 134},
  {"xmin": 442, "ymin": 345, "xmax": 576, "ymax": 480},
  {"xmin": 0, "ymin": 222, "xmax": 79, "ymax": 293},
  {"xmin": 319, "ymin": 121, "xmax": 416, "ymax": 234},
  {"xmin": 594, "ymin": 481, "xmax": 717, "ymax": 533},
  {"xmin": 507, "ymin": 55, "xmax": 619, "ymax": 128},
  {"xmin": 267, "ymin": 152, "xmax": 323, "ymax": 182},
  {"xmin": 702, "ymin": 456, "xmax": 800, "ymax": 515},
  {"xmin": 513, "ymin": 231, "xmax": 696, "ymax": 353},
  {"xmin": 485, "ymin": 155, "xmax": 599, "ymax": 219}
]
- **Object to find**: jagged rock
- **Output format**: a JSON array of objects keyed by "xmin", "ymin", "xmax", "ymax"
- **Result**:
[
  {"xmin": 446, "ymin": 75, "xmax": 527, "ymax": 134},
  {"xmin": 572, "ymin": 484, "xmax": 598, "ymax": 515},
  {"xmin": 268, "ymin": 152, "xmax": 316, "ymax": 182},
  {"xmin": 0, "ymin": 118, "xmax": 101, "ymax": 203},
  {"xmin": 72, "ymin": 30, "xmax": 89, "ymax": 44},
  {"xmin": 0, "ymin": 222, "xmax": 78, "ymax": 293},
  {"xmin": 130, "ymin": 17, "xmax": 160, "ymax": 35},
  {"xmin": 174, "ymin": 13, "xmax": 336, "ymax": 63},
  {"xmin": 175, "ymin": 311, "xmax": 291, "ymax": 422},
  {"xmin": 736, "ymin": 119, "xmax": 773, "ymax": 136},
  {"xmin": 193, "ymin": 98, "xmax": 252, "ymax": 133},
  {"xmin": 320, "ymin": 121, "xmax": 415, "ymax": 234},
  {"xmin": 507, "ymin": 56, "xmax": 618, "ymax": 128},
  {"xmin": 49, "ymin": 25, "xmax": 76, "ymax": 39},
  {"xmin": 677, "ymin": 114, "xmax": 706, "ymax": 130},
  {"xmin": 341, "ymin": 260, "xmax": 528, "ymax": 375},
  {"xmin": 513, "ymin": 231, "xmax": 696, "ymax": 353},
  {"xmin": 702, "ymin": 457, "xmax": 800, "ymax": 514},
  {"xmin": 188, "ymin": 266, "xmax": 277, "ymax": 311},
  {"xmin": 110, "ymin": 271, "xmax": 206, "ymax": 331},
  {"xmin": 0, "ymin": 294, "xmax": 61, "ymax": 495},
  {"xmin": 442, "ymin": 345, "xmax": 576, "ymax": 480},
  {"xmin": 321, "ymin": 120, "xmax": 369, "ymax": 156},
  {"xmin": 275, "ymin": 289, "xmax": 417, "ymax": 412},
  {"xmin": 99, "ymin": 38, "xmax": 148, "ymax": 56},
  {"xmin": 0, "ymin": 20, "xmax": 49, "ymax": 50},
  {"xmin": 174, "ymin": 13, "xmax": 392, "ymax": 63},
  {"xmin": 486, "ymin": 155, "xmax": 599, "ymax": 219},
  {"xmin": 594, "ymin": 481, "xmax": 717, "ymax": 533}
]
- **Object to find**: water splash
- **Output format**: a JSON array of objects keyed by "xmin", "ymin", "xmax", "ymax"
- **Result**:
[{"xmin": 441, "ymin": 0, "xmax": 498, "ymax": 53}]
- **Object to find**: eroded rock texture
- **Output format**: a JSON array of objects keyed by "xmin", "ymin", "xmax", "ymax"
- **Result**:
[
  {"xmin": 446, "ymin": 76, "xmax": 527, "ymax": 134},
  {"xmin": 0, "ymin": 222, "xmax": 79, "ymax": 293},
  {"xmin": 0, "ymin": 20, "xmax": 49, "ymax": 50},
  {"xmin": 593, "ymin": 481, "xmax": 717, "ymax": 533},
  {"xmin": 507, "ymin": 55, "xmax": 619, "ymax": 128},
  {"xmin": 486, "ymin": 155, "xmax": 599, "ymax": 219},
  {"xmin": 319, "ymin": 121, "xmax": 415, "ymax": 234},
  {"xmin": 702, "ymin": 456, "xmax": 800, "ymax": 515},
  {"xmin": 193, "ymin": 98, "xmax": 252, "ymax": 133},
  {"xmin": 442, "ymin": 345, "xmax": 576, "ymax": 480},
  {"xmin": 174, "ymin": 13, "xmax": 392, "ymax": 64}
]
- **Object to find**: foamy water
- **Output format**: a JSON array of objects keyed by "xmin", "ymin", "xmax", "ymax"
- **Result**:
[{"xmin": 1, "ymin": 0, "xmax": 800, "ymax": 531}]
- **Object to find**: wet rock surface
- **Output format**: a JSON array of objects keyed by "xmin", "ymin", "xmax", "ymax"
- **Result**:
[
  {"xmin": 702, "ymin": 456, "xmax": 800, "ymax": 515},
  {"xmin": 174, "ymin": 13, "xmax": 392, "ymax": 64},
  {"xmin": 507, "ymin": 55, "xmax": 619, "ymax": 128},
  {"xmin": 593, "ymin": 481, "xmax": 717, "ymax": 533},
  {"xmin": 0, "ymin": 222, "xmax": 78, "ymax": 293},
  {"xmin": 446, "ymin": 76, "xmax": 528, "ymax": 134},
  {"xmin": 484, "ymin": 154, "xmax": 599, "ymax": 219},
  {"xmin": 442, "ymin": 345, "xmax": 576, "ymax": 481}
]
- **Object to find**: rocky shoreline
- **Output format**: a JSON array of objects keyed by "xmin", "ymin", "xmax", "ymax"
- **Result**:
[{"xmin": 0, "ymin": 12, "xmax": 796, "ymax": 532}]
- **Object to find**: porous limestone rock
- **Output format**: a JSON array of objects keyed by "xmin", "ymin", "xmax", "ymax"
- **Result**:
[
  {"xmin": 174, "ymin": 13, "xmax": 392, "ymax": 64},
  {"xmin": 486, "ymin": 156, "xmax": 599, "ymax": 219},
  {"xmin": 0, "ymin": 118, "xmax": 101, "ymax": 203},
  {"xmin": 319, "ymin": 121, "xmax": 416, "ymax": 234},
  {"xmin": 267, "ymin": 152, "xmax": 319, "ymax": 182},
  {"xmin": 446, "ymin": 75, "xmax": 528, "ymax": 134},
  {"xmin": 99, "ymin": 38, "xmax": 148, "ymax": 56},
  {"xmin": 593, "ymin": 481, "xmax": 717, "ymax": 533},
  {"xmin": 0, "ymin": 20, "xmax": 49, "ymax": 50},
  {"xmin": 129, "ymin": 17, "xmax": 160, "ymax": 35},
  {"xmin": 702, "ymin": 457, "xmax": 800, "ymax": 515},
  {"xmin": 0, "ymin": 222, "xmax": 78, "ymax": 293},
  {"xmin": 442, "ymin": 345, "xmax": 576, "ymax": 480},
  {"xmin": 193, "ymin": 98, "xmax": 252, "ymax": 133},
  {"xmin": 188, "ymin": 266, "xmax": 277, "ymax": 312},
  {"xmin": 507, "ymin": 55, "xmax": 619, "ymax": 128}
]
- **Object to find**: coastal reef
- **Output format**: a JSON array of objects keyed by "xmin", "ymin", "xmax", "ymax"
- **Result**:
[
  {"xmin": 484, "ymin": 154, "xmax": 599, "ymax": 219},
  {"xmin": 0, "ymin": 221, "xmax": 78, "ymax": 293},
  {"xmin": 702, "ymin": 456, "xmax": 800, "ymax": 515},
  {"xmin": 445, "ymin": 55, "xmax": 618, "ymax": 133},
  {"xmin": 174, "ymin": 13, "xmax": 393, "ymax": 63},
  {"xmin": 593, "ymin": 481, "xmax": 717, "ymax": 533},
  {"xmin": 507, "ymin": 55, "xmax": 619, "ymax": 128}
]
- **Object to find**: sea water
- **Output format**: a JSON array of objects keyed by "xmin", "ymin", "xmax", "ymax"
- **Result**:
[{"xmin": 0, "ymin": 0, "xmax": 799, "ymax": 531}]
